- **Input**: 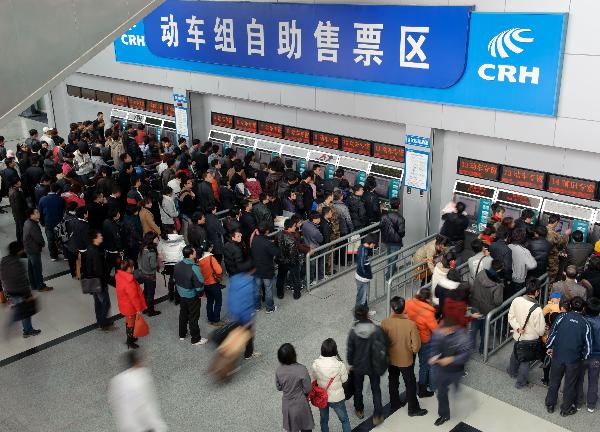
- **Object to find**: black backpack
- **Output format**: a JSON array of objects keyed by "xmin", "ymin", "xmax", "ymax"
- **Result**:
[{"xmin": 370, "ymin": 327, "xmax": 389, "ymax": 376}]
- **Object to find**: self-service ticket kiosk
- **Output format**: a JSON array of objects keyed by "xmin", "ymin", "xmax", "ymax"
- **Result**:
[
  {"xmin": 307, "ymin": 150, "xmax": 339, "ymax": 181},
  {"xmin": 231, "ymin": 135, "xmax": 256, "ymax": 159},
  {"xmin": 144, "ymin": 116, "xmax": 163, "ymax": 140},
  {"xmin": 255, "ymin": 140, "xmax": 283, "ymax": 165},
  {"xmin": 452, "ymin": 180, "xmax": 498, "ymax": 233},
  {"xmin": 161, "ymin": 120, "xmax": 178, "ymax": 145},
  {"xmin": 110, "ymin": 108, "xmax": 128, "ymax": 133},
  {"xmin": 495, "ymin": 189, "xmax": 544, "ymax": 222},
  {"xmin": 208, "ymin": 129, "xmax": 233, "ymax": 154},
  {"xmin": 540, "ymin": 199, "xmax": 595, "ymax": 241},
  {"xmin": 281, "ymin": 144, "xmax": 309, "ymax": 175},
  {"xmin": 338, "ymin": 156, "xmax": 370, "ymax": 187},
  {"xmin": 369, "ymin": 164, "xmax": 404, "ymax": 205}
]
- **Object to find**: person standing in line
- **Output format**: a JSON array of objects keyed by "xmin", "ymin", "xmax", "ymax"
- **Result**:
[
  {"xmin": 139, "ymin": 232, "xmax": 161, "ymax": 317},
  {"xmin": 380, "ymin": 198, "xmax": 406, "ymax": 280},
  {"xmin": 198, "ymin": 242, "xmax": 225, "ymax": 326},
  {"xmin": 508, "ymin": 228, "xmax": 537, "ymax": 298},
  {"xmin": 347, "ymin": 304, "xmax": 387, "ymax": 426},
  {"xmin": 82, "ymin": 230, "xmax": 114, "ymax": 331},
  {"xmin": 507, "ymin": 279, "xmax": 546, "ymax": 389},
  {"xmin": 545, "ymin": 296, "xmax": 592, "ymax": 416},
  {"xmin": 467, "ymin": 239, "xmax": 492, "ymax": 280},
  {"xmin": 527, "ymin": 225, "xmax": 552, "ymax": 279},
  {"xmin": 439, "ymin": 201, "xmax": 469, "ymax": 256},
  {"xmin": 546, "ymin": 214, "xmax": 570, "ymax": 283},
  {"xmin": 8, "ymin": 179, "xmax": 27, "ymax": 244},
  {"xmin": 275, "ymin": 343, "xmax": 314, "ymax": 432},
  {"xmin": 312, "ymin": 338, "xmax": 351, "ymax": 432},
  {"xmin": 38, "ymin": 182, "xmax": 65, "ymax": 261},
  {"xmin": 582, "ymin": 297, "xmax": 600, "ymax": 413},
  {"xmin": 251, "ymin": 223, "xmax": 280, "ymax": 314},
  {"xmin": 428, "ymin": 318, "xmax": 473, "ymax": 426},
  {"xmin": 567, "ymin": 230, "xmax": 593, "ymax": 273},
  {"xmin": 346, "ymin": 185, "xmax": 368, "ymax": 231},
  {"xmin": 173, "ymin": 246, "xmax": 207, "ymax": 346},
  {"xmin": 115, "ymin": 259, "xmax": 147, "ymax": 349},
  {"xmin": 157, "ymin": 226, "xmax": 186, "ymax": 304},
  {"xmin": 551, "ymin": 265, "xmax": 588, "ymax": 301},
  {"xmin": 355, "ymin": 234, "xmax": 378, "ymax": 316},
  {"xmin": 276, "ymin": 219, "xmax": 303, "ymax": 300},
  {"xmin": 0, "ymin": 242, "xmax": 42, "ymax": 338},
  {"xmin": 23, "ymin": 208, "xmax": 53, "ymax": 292},
  {"xmin": 381, "ymin": 296, "xmax": 428, "ymax": 417},
  {"xmin": 102, "ymin": 208, "xmax": 123, "ymax": 287},
  {"xmin": 108, "ymin": 350, "xmax": 168, "ymax": 432}
]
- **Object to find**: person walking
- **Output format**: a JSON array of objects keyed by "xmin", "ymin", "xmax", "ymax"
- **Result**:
[
  {"xmin": 198, "ymin": 242, "xmax": 224, "ymax": 326},
  {"xmin": 108, "ymin": 350, "xmax": 168, "ymax": 432},
  {"xmin": 37, "ymin": 182, "xmax": 65, "ymax": 261},
  {"xmin": 380, "ymin": 198, "xmax": 406, "ymax": 280},
  {"xmin": 312, "ymin": 338, "xmax": 351, "ymax": 432},
  {"xmin": 355, "ymin": 234, "xmax": 378, "ymax": 314},
  {"xmin": 0, "ymin": 242, "xmax": 41, "ymax": 338},
  {"xmin": 115, "ymin": 259, "xmax": 147, "ymax": 349},
  {"xmin": 545, "ymin": 296, "xmax": 592, "ymax": 416},
  {"xmin": 228, "ymin": 269, "xmax": 260, "ymax": 359},
  {"xmin": 381, "ymin": 296, "xmax": 428, "ymax": 417},
  {"xmin": 275, "ymin": 343, "xmax": 314, "ymax": 432},
  {"xmin": 347, "ymin": 304, "xmax": 387, "ymax": 426},
  {"xmin": 82, "ymin": 230, "xmax": 114, "ymax": 331},
  {"xmin": 507, "ymin": 279, "xmax": 546, "ymax": 389},
  {"xmin": 428, "ymin": 318, "xmax": 473, "ymax": 426},
  {"xmin": 173, "ymin": 246, "xmax": 207, "ymax": 346},
  {"xmin": 23, "ymin": 208, "xmax": 53, "ymax": 292},
  {"xmin": 139, "ymin": 232, "xmax": 161, "ymax": 317},
  {"xmin": 251, "ymin": 223, "xmax": 280, "ymax": 313}
]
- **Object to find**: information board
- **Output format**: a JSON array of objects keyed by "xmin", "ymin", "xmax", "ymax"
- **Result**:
[
  {"xmin": 147, "ymin": 100, "xmax": 164, "ymax": 114},
  {"xmin": 477, "ymin": 198, "xmax": 493, "ymax": 233},
  {"xmin": 311, "ymin": 132, "xmax": 339, "ymax": 150},
  {"xmin": 128, "ymin": 97, "xmax": 146, "ymax": 111},
  {"xmin": 257, "ymin": 121, "xmax": 283, "ymax": 138},
  {"xmin": 112, "ymin": 94, "xmax": 128, "ymax": 107},
  {"xmin": 211, "ymin": 112, "xmax": 234, "ymax": 128},
  {"xmin": 404, "ymin": 148, "xmax": 429, "ymax": 191},
  {"xmin": 454, "ymin": 181, "xmax": 496, "ymax": 199},
  {"xmin": 548, "ymin": 174, "xmax": 597, "ymax": 200},
  {"xmin": 234, "ymin": 117, "xmax": 258, "ymax": 134},
  {"xmin": 173, "ymin": 90, "xmax": 189, "ymax": 138}
]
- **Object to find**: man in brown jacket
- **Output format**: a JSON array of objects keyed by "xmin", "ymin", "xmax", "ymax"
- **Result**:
[{"xmin": 381, "ymin": 296, "xmax": 428, "ymax": 417}]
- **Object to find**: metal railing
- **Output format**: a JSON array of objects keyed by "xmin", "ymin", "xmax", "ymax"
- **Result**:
[
  {"xmin": 216, "ymin": 209, "xmax": 229, "ymax": 220},
  {"xmin": 482, "ymin": 273, "xmax": 550, "ymax": 362},
  {"xmin": 304, "ymin": 222, "xmax": 382, "ymax": 291}
]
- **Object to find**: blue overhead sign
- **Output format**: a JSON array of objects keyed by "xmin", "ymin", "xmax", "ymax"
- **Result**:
[{"xmin": 114, "ymin": 1, "xmax": 567, "ymax": 116}]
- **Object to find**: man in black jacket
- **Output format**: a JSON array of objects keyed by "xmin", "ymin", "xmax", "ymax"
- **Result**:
[
  {"xmin": 252, "ymin": 193, "xmax": 274, "ymax": 231},
  {"xmin": 82, "ymin": 230, "xmax": 114, "ymax": 331},
  {"xmin": 527, "ymin": 225, "xmax": 552, "ymax": 278},
  {"xmin": 440, "ymin": 202, "xmax": 469, "ymax": 255},
  {"xmin": 347, "ymin": 304, "xmax": 387, "ymax": 425},
  {"xmin": 346, "ymin": 185, "xmax": 368, "ymax": 231},
  {"xmin": 197, "ymin": 171, "xmax": 215, "ymax": 212},
  {"xmin": 205, "ymin": 206, "xmax": 225, "ymax": 263},
  {"xmin": 23, "ymin": 208, "xmax": 53, "ymax": 292},
  {"xmin": 0, "ymin": 242, "xmax": 41, "ymax": 338},
  {"xmin": 188, "ymin": 212, "xmax": 207, "ymax": 254},
  {"xmin": 297, "ymin": 171, "xmax": 315, "ymax": 218},
  {"xmin": 240, "ymin": 200, "xmax": 257, "ymax": 245},
  {"xmin": 362, "ymin": 176, "xmax": 381, "ymax": 225},
  {"xmin": 489, "ymin": 226, "xmax": 513, "ymax": 298},
  {"xmin": 102, "ymin": 207, "xmax": 123, "ymax": 286},
  {"xmin": 251, "ymin": 223, "xmax": 280, "ymax": 314},
  {"xmin": 223, "ymin": 230, "xmax": 252, "ymax": 276},
  {"xmin": 380, "ymin": 198, "xmax": 406, "ymax": 280}
]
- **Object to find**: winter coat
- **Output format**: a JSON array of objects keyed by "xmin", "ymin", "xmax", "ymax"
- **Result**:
[
  {"xmin": 311, "ymin": 356, "xmax": 349, "ymax": 403},
  {"xmin": 413, "ymin": 239, "xmax": 440, "ymax": 273},
  {"xmin": 567, "ymin": 242, "xmax": 594, "ymax": 273},
  {"xmin": 508, "ymin": 244, "xmax": 537, "ymax": 283},
  {"xmin": 9, "ymin": 187, "xmax": 27, "ymax": 222},
  {"xmin": 115, "ymin": 270, "xmax": 147, "ymax": 316},
  {"xmin": 219, "ymin": 186, "xmax": 235, "ymax": 210},
  {"xmin": 197, "ymin": 181, "xmax": 215, "ymax": 212},
  {"xmin": 173, "ymin": 258, "xmax": 204, "ymax": 299},
  {"xmin": 362, "ymin": 190, "xmax": 381, "ymax": 225},
  {"xmin": 23, "ymin": 219, "xmax": 45, "ymax": 255},
  {"xmin": 551, "ymin": 279, "xmax": 588, "ymax": 301},
  {"xmin": 277, "ymin": 231, "xmax": 300, "ymax": 265},
  {"xmin": 547, "ymin": 229, "xmax": 568, "ymax": 280},
  {"xmin": 440, "ymin": 212, "xmax": 469, "ymax": 242},
  {"xmin": 442, "ymin": 298, "xmax": 472, "ymax": 329},
  {"xmin": 489, "ymin": 239, "xmax": 513, "ymax": 282},
  {"xmin": 429, "ymin": 327, "xmax": 472, "ymax": 373},
  {"xmin": 547, "ymin": 311, "xmax": 592, "ymax": 363},
  {"xmin": 297, "ymin": 181, "xmax": 314, "ymax": 215},
  {"xmin": 205, "ymin": 213, "xmax": 225, "ymax": 255},
  {"xmin": 586, "ymin": 315, "xmax": 600, "ymax": 359},
  {"xmin": 102, "ymin": 218, "xmax": 123, "ymax": 252},
  {"xmin": 265, "ymin": 172, "xmax": 283, "ymax": 197},
  {"xmin": 508, "ymin": 295, "xmax": 545, "ymax": 342},
  {"xmin": 380, "ymin": 211, "xmax": 406, "ymax": 246},
  {"xmin": 38, "ymin": 192, "xmax": 65, "ymax": 228},
  {"xmin": 139, "ymin": 248, "xmax": 158, "ymax": 278},
  {"xmin": 355, "ymin": 244, "xmax": 373, "ymax": 280},
  {"xmin": 381, "ymin": 315, "xmax": 421, "ymax": 367},
  {"xmin": 332, "ymin": 201, "xmax": 353, "ymax": 236},
  {"xmin": 276, "ymin": 363, "xmax": 314, "ymax": 432},
  {"xmin": 252, "ymin": 202, "xmax": 274, "ymax": 230},
  {"xmin": 223, "ymin": 241, "xmax": 251, "ymax": 276},
  {"xmin": 139, "ymin": 207, "xmax": 161, "ymax": 236},
  {"xmin": 73, "ymin": 150, "xmax": 93, "ymax": 176},
  {"xmin": 347, "ymin": 319, "xmax": 387, "ymax": 375},
  {"xmin": 0, "ymin": 255, "xmax": 31, "ymax": 298},
  {"xmin": 301, "ymin": 220, "xmax": 323, "ymax": 249},
  {"xmin": 317, "ymin": 202, "xmax": 340, "ymax": 240},
  {"xmin": 159, "ymin": 195, "xmax": 178, "ymax": 226},
  {"xmin": 198, "ymin": 252, "xmax": 223, "ymax": 286},
  {"xmin": 470, "ymin": 269, "xmax": 504, "ymax": 315},
  {"xmin": 404, "ymin": 298, "xmax": 438, "ymax": 343},
  {"xmin": 251, "ymin": 234, "xmax": 280, "ymax": 279},
  {"xmin": 187, "ymin": 224, "xmax": 207, "ymax": 252},
  {"xmin": 157, "ymin": 233, "xmax": 185, "ymax": 266},
  {"xmin": 227, "ymin": 272, "xmax": 256, "ymax": 325},
  {"xmin": 240, "ymin": 211, "xmax": 257, "ymax": 243},
  {"xmin": 467, "ymin": 252, "xmax": 493, "ymax": 279},
  {"xmin": 346, "ymin": 194, "xmax": 367, "ymax": 231},
  {"xmin": 82, "ymin": 245, "xmax": 106, "ymax": 285},
  {"xmin": 66, "ymin": 218, "xmax": 89, "ymax": 252}
]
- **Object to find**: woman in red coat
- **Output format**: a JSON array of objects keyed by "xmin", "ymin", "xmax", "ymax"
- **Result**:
[
  {"xmin": 442, "ymin": 283, "xmax": 481, "ymax": 329},
  {"xmin": 115, "ymin": 259, "xmax": 147, "ymax": 349}
]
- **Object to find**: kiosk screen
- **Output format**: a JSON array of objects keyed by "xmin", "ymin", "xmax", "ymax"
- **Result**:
[{"xmin": 374, "ymin": 177, "xmax": 391, "ymax": 199}]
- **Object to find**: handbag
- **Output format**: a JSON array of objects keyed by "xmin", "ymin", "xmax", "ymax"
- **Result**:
[
  {"xmin": 133, "ymin": 314, "xmax": 150, "ymax": 338},
  {"xmin": 174, "ymin": 217, "xmax": 182, "ymax": 232},
  {"xmin": 80, "ymin": 278, "xmax": 102, "ymax": 294},
  {"xmin": 343, "ymin": 369, "xmax": 354, "ymax": 400},
  {"xmin": 308, "ymin": 376, "xmax": 335, "ymax": 409},
  {"xmin": 12, "ymin": 297, "xmax": 38, "ymax": 321},
  {"xmin": 514, "ymin": 303, "xmax": 545, "ymax": 363}
]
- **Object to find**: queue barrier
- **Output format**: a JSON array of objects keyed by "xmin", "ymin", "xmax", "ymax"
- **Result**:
[
  {"xmin": 482, "ymin": 273, "xmax": 550, "ymax": 363},
  {"xmin": 304, "ymin": 222, "xmax": 382, "ymax": 291}
]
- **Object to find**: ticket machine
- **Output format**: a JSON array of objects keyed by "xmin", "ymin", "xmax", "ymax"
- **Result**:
[
  {"xmin": 160, "ymin": 120, "xmax": 178, "ymax": 146},
  {"xmin": 452, "ymin": 180, "xmax": 498, "ymax": 233},
  {"xmin": 230, "ymin": 135, "xmax": 256, "ymax": 159},
  {"xmin": 144, "ymin": 116, "xmax": 163, "ymax": 140},
  {"xmin": 281, "ymin": 144, "xmax": 309, "ymax": 175},
  {"xmin": 494, "ymin": 189, "xmax": 544, "ymax": 222},
  {"xmin": 540, "ymin": 199, "xmax": 595, "ymax": 241},
  {"xmin": 208, "ymin": 129, "xmax": 233, "ymax": 154},
  {"xmin": 368, "ymin": 164, "xmax": 404, "ymax": 205},
  {"xmin": 338, "ymin": 156, "xmax": 370, "ymax": 187},
  {"xmin": 110, "ymin": 108, "xmax": 128, "ymax": 133},
  {"xmin": 254, "ymin": 139, "xmax": 283, "ymax": 165}
]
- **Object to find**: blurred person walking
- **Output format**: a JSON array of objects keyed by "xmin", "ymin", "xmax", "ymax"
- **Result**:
[{"xmin": 108, "ymin": 350, "xmax": 167, "ymax": 432}]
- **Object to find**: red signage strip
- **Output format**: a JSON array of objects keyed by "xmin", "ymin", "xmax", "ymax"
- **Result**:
[
  {"xmin": 128, "ymin": 97, "xmax": 145, "ymax": 111},
  {"xmin": 342, "ymin": 137, "xmax": 371, "ymax": 156},
  {"xmin": 112, "ymin": 94, "xmax": 128, "ymax": 107},
  {"xmin": 284, "ymin": 126, "xmax": 310, "ymax": 144},
  {"xmin": 211, "ymin": 112, "xmax": 234, "ymax": 128},
  {"xmin": 373, "ymin": 142, "xmax": 404, "ymax": 163},
  {"xmin": 548, "ymin": 174, "xmax": 597, "ymax": 200},
  {"xmin": 257, "ymin": 121, "xmax": 283, "ymax": 138},
  {"xmin": 234, "ymin": 117, "xmax": 258, "ymax": 133},
  {"xmin": 164, "ymin": 104, "xmax": 175, "ymax": 117},
  {"xmin": 500, "ymin": 165, "xmax": 545, "ymax": 190},
  {"xmin": 457, "ymin": 157, "xmax": 500, "ymax": 181},
  {"xmin": 311, "ymin": 131, "xmax": 340, "ymax": 150}
]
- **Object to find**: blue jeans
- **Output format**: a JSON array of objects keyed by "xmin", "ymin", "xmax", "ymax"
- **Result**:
[
  {"xmin": 385, "ymin": 243, "xmax": 402, "ymax": 280},
  {"xmin": 93, "ymin": 289, "xmax": 111, "ymax": 327},
  {"xmin": 27, "ymin": 253, "xmax": 45, "ymax": 291},
  {"xmin": 470, "ymin": 317, "xmax": 485, "ymax": 354},
  {"xmin": 10, "ymin": 297, "xmax": 34, "ymax": 333},
  {"xmin": 418, "ymin": 341, "xmax": 432, "ymax": 388},
  {"xmin": 355, "ymin": 279, "xmax": 370, "ymax": 306},
  {"xmin": 255, "ymin": 277, "xmax": 275, "ymax": 312},
  {"xmin": 319, "ymin": 400, "xmax": 351, "ymax": 432},
  {"xmin": 354, "ymin": 372, "xmax": 383, "ymax": 417},
  {"xmin": 204, "ymin": 283, "xmax": 222, "ymax": 322}
]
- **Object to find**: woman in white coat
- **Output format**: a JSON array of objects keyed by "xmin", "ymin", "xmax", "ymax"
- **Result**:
[
  {"xmin": 312, "ymin": 338, "xmax": 351, "ymax": 432},
  {"xmin": 157, "ymin": 225, "xmax": 185, "ymax": 303}
]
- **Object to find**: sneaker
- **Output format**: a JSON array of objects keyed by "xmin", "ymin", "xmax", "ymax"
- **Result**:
[
  {"xmin": 265, "ymin": 306, "xmax": 278, "ymax": 314},
  {"xmin": 373, "ymin": 416, "xmax": 384, "ymax": 426},
  {"xmin": 368, "ymin": 310, "xmax": 377, "ymax": 318},
  {"xmin": 355, "ymin": 409, "xmax": 364, "ymax": 419},
  {"xmin": 192, "ymin": 338, "xmax": 208, "ymax": 346},
  {"xmin": 244, "ymin": 352, "xmax": 262, "ymax": 360},
  {"xmin": 209, "ymin": 320, "xmax": 226, "ymax": 327},
  {"xmin": 179, "ymin": 337, "xmax": 186, "ymax": 341},
  {"xmin": 541, "ymin": 379, "xmax": 549, "ymax": 387},
  {"xmin": 23, "ymin": 329, "xmax": 42, "ymax": 338},
  {"xmin": 51, "ymin": 258, "xmax": 58, "ymax": 262},
  {"xmin": 39, "ymin": 286, "xmax": 54, "ymax": 292},
  {"xmin": 100, "ymin": 324, "xmax": 117, "ymax": 332},
  {"xmin": 588, "ymin": 408, "xmax": 595, "ymax": 413}
]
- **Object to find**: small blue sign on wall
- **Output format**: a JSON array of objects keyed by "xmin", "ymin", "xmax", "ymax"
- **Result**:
[
  {"xmin": 477, "ymin": 198, "xmax": 493, "ymax": 233},
  {"xmin": 405, "ymin": 135, "xmax": 430, "ymax": 148},
  {"xmin": 572, "ymin": 219, "xmax": 589, "ymax": 243}
]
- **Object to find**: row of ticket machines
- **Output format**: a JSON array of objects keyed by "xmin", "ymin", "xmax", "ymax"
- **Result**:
[{"xmin": 453, "ymin": 179, "xmax": 600, "ymax": 244}]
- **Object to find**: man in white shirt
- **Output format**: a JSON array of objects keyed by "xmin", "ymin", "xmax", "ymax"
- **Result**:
[
  {"xmin": 468, "ymin": 239, "xmax": 493, "ymax": 279},
  {"xmin": 109, "ymin": 351, "xmax": 168, "ymax": 432}
]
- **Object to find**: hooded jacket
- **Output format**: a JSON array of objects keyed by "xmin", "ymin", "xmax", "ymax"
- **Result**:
[
  {"xmin": 115, "ymin": 270, "xmax": 146, "ymax": 316},
  {"xmin": 380, "ymin": 211, "xmax": 405, "ymax": 246},
  {"xmin": 470, "ymin": 269, "xmax": 504, "ymax": 315},
  {"xmin": 405, "ymin": 298, "xmax": 438, "ymax": 343},
  {"xmin": 157, "ymin": 233, "xmax": 185, "ymax": 265},
  {"xmin": 347, "ymin": 319, "xmax": 387, "ymax": 375}
]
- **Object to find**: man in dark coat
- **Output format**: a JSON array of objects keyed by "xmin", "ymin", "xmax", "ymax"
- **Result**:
[
  {"xmin": 346, "ymin": 185, "xmax": 368, "ymax": 231},
  {"xmin": 489, "ymin": 226, "xmax": 513, "ymax": 298},
  {"xmin": 252, "ymin": 193, "xmax": 274, "ymax": 230},
  {"xmin": 251, "ymin": 223, "xmax": 280, "ymax": 313},
  {"xmin": 362, "ymin": 176, "xmax": 381, "ymax": 225},
  {"xmin": 439, "ymin": 202, "xmax": 469, "ymax": 254},
  {"xmin": 9, "ymin": 179, "xmax": 27, "ymax": 244},
  {"xmin": 82, "ymin": 230, "xmax": 114, "ymax": 331},
  {"xmin": 188, "ymin": 212, "xmax": 208, "ymax": 254},
  {"xmin": 223, "ymin": 230, "xmax": 252, "ymax": 276},
  {"xmin": 380, "ymin": 198, "xmax": 406, "ymax": 279},
  {"xmin": 205, "ymin": 206, "xmax": 225, "ymax": 263},
  {"xmin": 23, "ymin": 208, "xmax": 53, "ymax": 292},
  {"xmin": 240, "ymin": 200, "xmax": 257, "ymax": 245},
  {"xmin": 197, "ymin": 171, "xmax": 216, "ymax": 212},
  {"xmin": 527, "ymin": 225, "xmax": 552, "ymax": 278}
]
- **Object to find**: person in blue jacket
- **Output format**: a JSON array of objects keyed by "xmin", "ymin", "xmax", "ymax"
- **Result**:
[
  {"xmin": 355, "ymin": 234, "xmax": 378, "ymax": 315},
  {"xmin": 228, "ymin": 267, "xmax": 260, "ymax": 359},
  {"xmin": 582, "ymin": 297, "xmax": 600, "ymax": 413}
]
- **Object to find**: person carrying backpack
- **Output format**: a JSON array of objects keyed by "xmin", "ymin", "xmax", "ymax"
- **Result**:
[{"xmin": 346, "ymin": 304, "xmax": 388, "ymax": 426}]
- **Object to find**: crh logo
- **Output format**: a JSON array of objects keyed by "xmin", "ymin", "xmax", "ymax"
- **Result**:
[
  {"xmin": 487, "ymin": 28, "xmax": 534, "ymax": 58},
  {"xmin": 478, "ymin": 27, "xmax": 539, "ymax": 85}
]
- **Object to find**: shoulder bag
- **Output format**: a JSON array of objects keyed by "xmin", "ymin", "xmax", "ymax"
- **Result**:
[
  {"xmin": 209, "ymin": 256, "xmax": 223, "ymax": 284},
  {"xmin": 309, "ymin": 376, "xmax": 335, "ymax": 409},
  {"xmin": 80, "ymin": 278, "xmax": 102, "ymax": 294},
  {"xmin": 514, "ymin": 303, "xmax": 545, "ymax": 363}
]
